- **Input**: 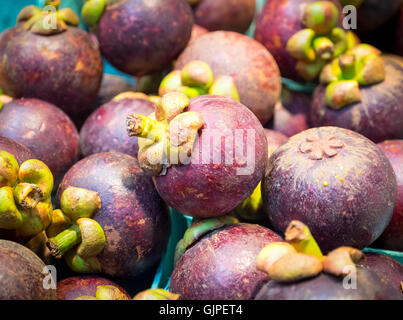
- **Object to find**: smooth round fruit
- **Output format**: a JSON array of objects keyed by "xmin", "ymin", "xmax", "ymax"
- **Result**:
[
  {"xmin": 80, "ymin": 97, "xmax": 155, "ymax": 158},
  {"xmin": 0, "ymin": 240, "xmax": 56, "ymax": 300},
  {"xmin": 190, "ymin": 24, "xmax": 208, "ymax": 43},
  {"xmin": 311, "ymin": 55, "xmax": 403, "ymax": 143},
  {"xmin": 95, "ymin": 74, "xmax": 136, "ymax": 109},
  {"xmin": 170, "ymin": 223, "xmax": 282, "ymax": 300},
  {"xmin": 262, "ymin": 126, "xmax": 397, "ymax": 252},
  {"xmin": 0, "ymin": 25, "xmax": 103, "ymax": 120},
  {"xmin": 95, "ymin": 0, "xmax": 193, "ymax": 76},
  {"xmin": 153, "ymin": 95, "xmax": 268, "ymax": 218},
  {"xmin": 193, "ymin": 0, "xmax": 256, "ymax": 34},
  {"xmin": 375, "ymin": 140, "xmax": 403, "ymax": 250},
  {"xmin": 0, "ymin": 98, "xmax": 80, "ymax": 183},
  {"xmin": 176, "ymin": 31, "xmax": 281, "ymax": 125},
  {"xmin": 57, "ymin": 276, "xmax": 131, "ymax": 300},
  {"xmin": 0, "ymin": 136, "xmax": 33, "ymax": 165},
  {"xmin": 56, "ymin": 152, "xmax": 170, "ymax": 278}
]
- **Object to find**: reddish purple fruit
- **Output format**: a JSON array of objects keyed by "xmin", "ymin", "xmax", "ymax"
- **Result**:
[
  {"xmin": 255, "ymin": 267, "xmax": 402, "ymax": 300},
  {"xmin": 57, "ymin": 276, "xmax": 131, "ymax": 300},
  {"xmin": 80, "ymin": 96, "xmax": 155, "ymax": 158},
  {"xmin": 191, "ymin": 0, "xmax": 256, "ymax": 34},
  {"xmin": 254, "ymin": 0, "xmax": 343, "ymax": 81},
  {"xmin": 265, "ymin": 129, "xmax": 289, "ymax": 157},
  {"xmin": 175, "ymin": 31, "xmax": 281, "ymax": 125},
  {"xmin": 153, "ymin": 95, "xmax": 268, "ymax": 218},
  {"xmin": 0, "ymin": 240, "xmax": 56, "ymax": 300},
  {"xmin": 358, "ymin": 253, "xmax": 403, "ymax": 293},
  {"xmin": 266, "ymin": 87, "xmax": 312, "ymax": 137},
  {"xmin": 88, "ymin": 0, "xmax": 193, "ymax": 76},
  {"xmin": 262, "ymin": 126, "xmax": 397, "ymax": 252},
  {"xmin": 0, "ymin": 98, "xmax": 80, "ymax": 183},
  {"xmin": 56, "ymin": 152, "xmax": 170, "ymax": 278},
  {"xmin": 0, "ymin": 136, "xmax": 33, "ymax": 165},
  {"xmin": 374, "ymin": 140, "xmax": 403, "ymax": 251},
  {"xmin": 311, "ymin": 55, "xmax": 403, "ymax": 143},
  {"xmin": 190, "ymin": 24, "xmax": 208, "ymax": 43},
  {"xmin": 170, "ymin": 222, "xmax": 282, "ymax": 300},
  {"xmin": 0, "ymin": 4, "xmax": 103, "ymax": 120}
]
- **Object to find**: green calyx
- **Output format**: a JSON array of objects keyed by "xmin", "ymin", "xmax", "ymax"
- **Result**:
[
  {"xmin": 81, "ymin": 0, "xmax": 106, "ymax": 28},
  {"xmin": 159, "ymin": 60, "xmax": 240, "ymax": 101},
  {"xmin": 320, "ymin": 44, "xmax": 385, "ymax": 109},
  {"xmin": 60, "ymin": 186, "xmax": 101, "ymax": 221},
  {"xmin": 286, "ymin": 1, "xmax": 351, "ymax": 80},
  {"xmin": 234, "ymin": 182, "xmax": 264, "ymax": 221},
  {"xmin": 75, "ymin": 285, "xmax": 130, "ymax": 300},
  {"xmin": 133, "ymin": 289, "xmax": 179, "ymax": 301},
  {"xmin": 174, "ymin": 215, "xmax": 239, "ymax": 266},
  {"xmin": 0, "ymin": 152, "xmax": 53, "ymax": 239},
  {"xmin": 17, "ymin": 2, "xmax": 79, "ymax": 35},
  {"xmin": 127, "ymin": 92, "xmax": 205, "ymax": 176}
]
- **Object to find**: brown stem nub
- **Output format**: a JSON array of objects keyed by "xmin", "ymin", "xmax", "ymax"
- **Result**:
[{"xmin": 127, "ymin": 114, "xmax": 147, "ymax": 137}]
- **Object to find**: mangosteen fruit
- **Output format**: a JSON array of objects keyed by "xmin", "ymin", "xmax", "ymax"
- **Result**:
[
  {"xmin": 190, "ymin": 0, "xmax": 256, "ymax": 34},
  {"xmin": 0, "ymin": 1, "xmax": 103, "ymax": 120},
  {"xmin": 127, "ymin": 93, "xmax": 268, "ymax": 218},
  {"xmin": 311, "ymin": 53, "xmax": 403, "ymax": 143},
  {"xmin": 0, "ymin": 136, "xmax": 33, "ymax": 165},
  {"xmin": 266, "ymin": 86, "xmax": 312, "ymax": 137},
  {"xmin": 0, "ymin": 98, "xmax": 80, "ymax": 183},
  {"xmin": 0, "ymin": 239, "xmax": 56, "ymax": 299},
  {"xmin": 374, "ymin": 140, "xmax": 403, "ymax": 251},
  {"xmin": 133, "ymin": 288, "xmax": 179, "ymax": 300},
  {"xmin": 57, "ymin": 276, "xmax": 131, "ymax": 300},
  {"xmin": 254, "ymin": 0, "xmax": 349, "ymax": 81},
  {"xmin": 190, "ymin": 24, "xmax": 208, "ymax": 43},
  {"xmin": 80, "ymin": 93, "xmax": 155, "ymax": 158},
  {"xmin": 175, "ymin": 31, "xmax": 281, "ymax": 125},
  {"xmin": 262, "ymin": 126, "xmax": 397, "ymax": 252},
  {"xmin": 82, "ymin": 0, "xmax": 193, "ymax": 76},
  {"xmin": 169, "ymin": 217, "xmax": 282, "ymax": 300},
  {"xmin": 94, "ymin": 74, "xmax": 136, "ymax": 110},
  {"xmin": 358, "ymin": 253, "xmax": 403, "ymax": 293},
  {"xmin": 56, "ymin": 152, "xmax": 170, "ymax": 278}
]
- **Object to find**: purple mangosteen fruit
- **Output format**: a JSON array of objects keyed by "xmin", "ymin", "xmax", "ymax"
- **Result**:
[
  {"xmin": 175, "ymin": 31, "xmax": 281, "ymax": 125},
  {"xmin": 0, "ymin": 239, "xmax": 56, "ymax": 300},
  {"xmin": 169, "ymin": 217, "xmax": 282, "ymax": 300},
  {"xmin": 57, "ymin": 276, "xmax": 131, "ymax": 300},
  {"xmin": 190, "ymin": 24, "xmax": 208, "ymax": 43},
  {"xmin": 127, "ymin": 93, "xmax": 268, "ymax": 218},
  {"xmin": 189, "ymin": 0, "xmax": 256, "ymax": 34},
  {"xmin": 0, "ymin": 98, "xmax": 80, "ymax": 183},
  {"xmin": 262, "ymin": 126, "xmax": 397, "ymax": 252},
  {"xmin": 0, "ymin": 1, "xmax": 103, "ymax": 120},
  {"xmin": 254, "ymin": 0, "xmax": 346, "ymax": 81},
  {"xmin": 80, "ymin": 93, "xmax": 155, "ymax": 158},
  {"xmin": 82, "ymin": 0, "xmax": 193, "ymax": 77},
  {"xmin": 56, "ymin": 152, "xmax": 170, "ymax": 278},
  {"xmin": 374, "ymin": 140, "xmax": 403, "ymax": 251},
  {"xmin": 266, "ymin": 86, "xmax": 312, "ymax": 137},
  {"xmin": 358, "ymin": 253, "xmax": 403, "ymax": 293},
  {"xmin": 94, "ymin": 74, "xmax": 136, "ymax": 110},
  {"xmin": 0, "ymin": 136, "xmax": 33, "ymax": 165},
  {"xmin": 311, "ymin": 53, "xmax": 403, "ymax": 143}
]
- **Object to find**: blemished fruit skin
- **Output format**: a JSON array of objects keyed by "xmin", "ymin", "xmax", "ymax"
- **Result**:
[
  {"xmin": 80, "ymin": 98, "xmax": 155, "ymax": 158},
  {"xmin": 153, "ymin": 95, "xmax": 268, "ymax": 218},
  {"xmin": 175, "ymin": 31, "xmax": 281, "ymax": 125},
  {"xmin": 255, "ymin": 267, "xmax": 402, "ymax": 300},
  {"xmin": 374, "ymin": 140, "xmax": 403, "ymax": 251},
  {"xmin": 358, "ymin": 253, "xmax": 403, "ymax": 294},
  {"xmin": 262, "ymin": 126, "xmax": 397, "ymax": 253},
  {"xmin": 170, "ymin": 223, "xmax": 282, "ymax": 300},
  {"xmin": 94, "ymin": 74, "xmax": 136, "ymax": 110},
  {"xmin": 254, "ymin": 0, "xmax": 343, "ymax": 81},
  {"xmin": 56, "ymin": 152, "xmax": 170, "ymax": 278},
  {"xmin": 0, "ymin": 25, "xmax": 103, "ymax": 120},
  {"xmin": 57, "ymin": 276, "xmax": 131, "ymax": 300},
  {"xmin": 95, "ymin": 0, "xmax": 193, "ymax": 77},
  {"xmin": 0, "ymin": 98, "xmax": 80, "ymax": 183},
  {"xmin": 0, "ymin": 240, "xmax": 56, "ymax": 300},
  {"xmin": 266, "ymin": 87, "xmax": 312, "ymax": 137},
  {"xmin": 193, "ymin": 0, "xmax": 256, "ymax": 34},
  {"xmin": 0, "ymin": 136, "xmax": 33, "ymax": 165},
  {"xmin": 311, "ymin": 55, "xmax": 403, "ymax": 143}
]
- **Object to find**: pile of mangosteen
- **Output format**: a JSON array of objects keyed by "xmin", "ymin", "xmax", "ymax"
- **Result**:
[{"xmin": 0, "ymin": 0, "xmax": 401, "ymax": 301}]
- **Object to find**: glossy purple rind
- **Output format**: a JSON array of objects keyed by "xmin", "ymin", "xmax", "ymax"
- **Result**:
[{"xmin": 0, "ymin": 136, "xmax": 33, "ymax": 165}]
